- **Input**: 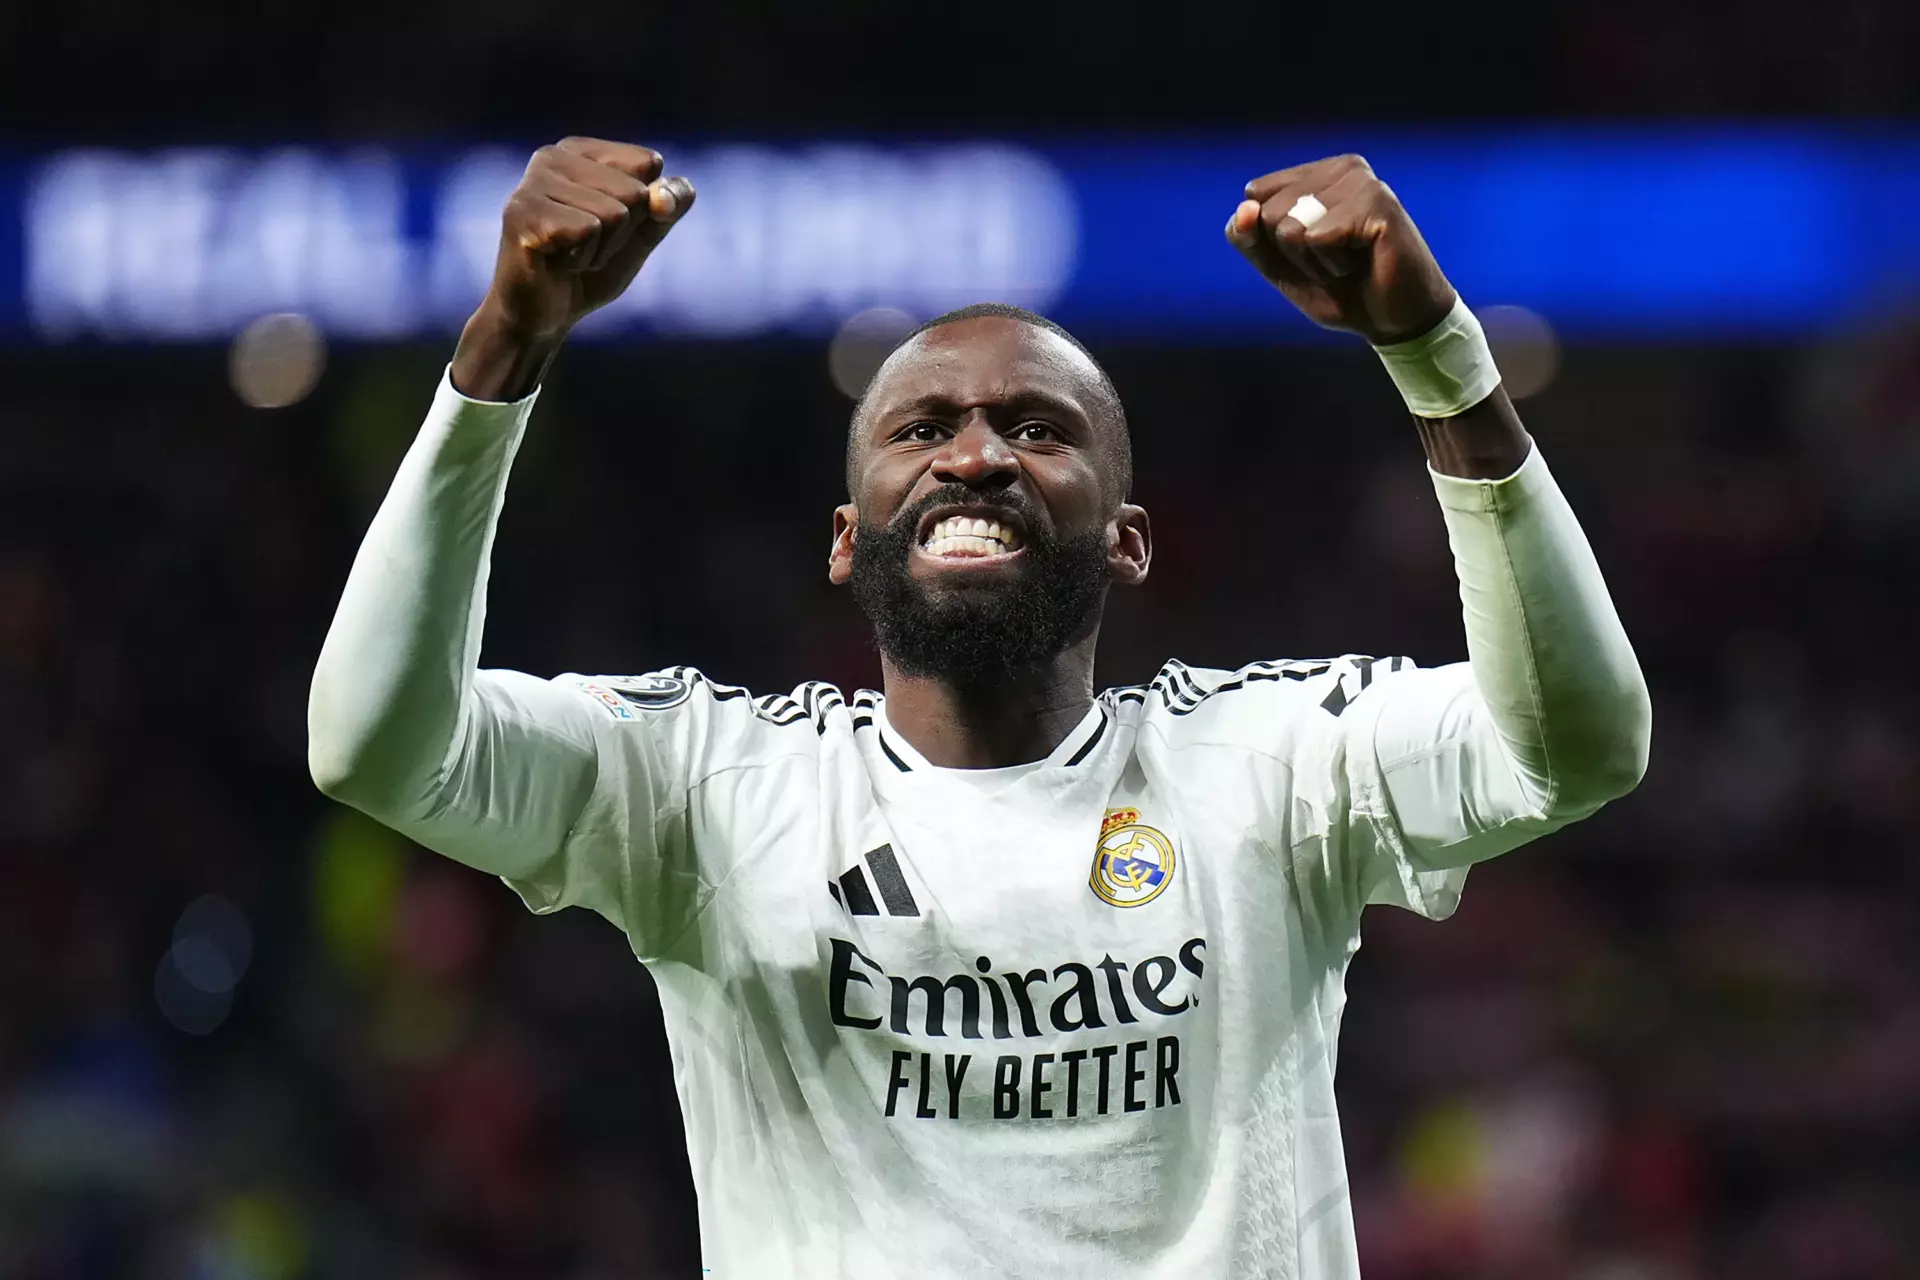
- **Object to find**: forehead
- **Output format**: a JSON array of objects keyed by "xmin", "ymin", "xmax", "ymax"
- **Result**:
[{"xmin": 861, "ymin": 317, "xmax": 1103, "ymax": 427}]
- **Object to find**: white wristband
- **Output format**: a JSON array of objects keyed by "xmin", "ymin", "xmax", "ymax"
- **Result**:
[{"xmin": 1372, "ymin": 297, "xmax": 1502, "ymax": 418}]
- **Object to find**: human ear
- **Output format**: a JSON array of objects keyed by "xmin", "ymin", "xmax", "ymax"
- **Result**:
[
  {"xmin": 828, "ymin": 503, "xmax": 859, "ymax": 585},
  {"xmin": 1108, "ymin": 503, "xmax": 1151, "ymax": 586}
]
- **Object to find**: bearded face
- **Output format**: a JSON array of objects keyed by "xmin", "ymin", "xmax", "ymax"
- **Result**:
[
  {"xmin": 829, "ymin": 314, "xmax": 1150, "ymax": 686},
  {"xmin": 849, "ymin": 482, "xmax": 1112, "ymax": 688}
]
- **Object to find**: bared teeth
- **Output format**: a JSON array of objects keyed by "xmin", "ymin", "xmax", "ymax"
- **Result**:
[{"xmin": 921, "ymin": 515, "xmax": 1023, "ymax": 557}]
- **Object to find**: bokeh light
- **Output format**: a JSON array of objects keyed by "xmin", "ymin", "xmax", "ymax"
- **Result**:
[
  {"xmin": 828, "ymin": 307, "xmax": 918, "ymax": 401},
  {"xmin": 1480, "ymin": 304, "xmax": 1561, "ymax": 401},
  {"xmin": 154, "ymin": 895, "xmax": 253, "ymax": 1036},
  {"xmin": 229, "ymin": 312, "xmax": 326, "ymax": 408}
]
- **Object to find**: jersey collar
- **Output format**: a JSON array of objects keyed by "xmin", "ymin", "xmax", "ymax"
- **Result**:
[{"xmin": 870, "ymin": 699, "xmax": 1109, "ymax": 774}]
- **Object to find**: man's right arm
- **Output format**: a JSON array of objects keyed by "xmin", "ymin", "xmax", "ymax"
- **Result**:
[{"xmin": 307, "ymin": 138, "xmax": 696, "ymax": 882}]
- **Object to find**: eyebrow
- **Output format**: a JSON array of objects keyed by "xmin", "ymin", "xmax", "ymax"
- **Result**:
[{"xmin": 875, "ymin": 388, "xmax": 1089, "ymax": 427}]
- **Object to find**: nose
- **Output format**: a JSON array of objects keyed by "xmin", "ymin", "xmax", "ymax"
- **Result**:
[{"xmin": 931, "ymin": 414, "xmax": 1018, "ymax": 490}]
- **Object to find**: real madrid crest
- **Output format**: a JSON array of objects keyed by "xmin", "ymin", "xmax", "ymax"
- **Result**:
[{"xmin": 1089, "ymin": 808, "xmax": 1176, "ymax": 908}]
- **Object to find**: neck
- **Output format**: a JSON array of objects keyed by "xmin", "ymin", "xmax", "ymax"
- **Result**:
[{"xmin": 878, "ymin": 632, "xmax": 1099, "ymax": 768}]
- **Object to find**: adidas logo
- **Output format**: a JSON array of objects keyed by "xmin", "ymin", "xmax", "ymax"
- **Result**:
[{"xmin": 829, "ymin": 844, "xmax": 920, "ymax": 918}]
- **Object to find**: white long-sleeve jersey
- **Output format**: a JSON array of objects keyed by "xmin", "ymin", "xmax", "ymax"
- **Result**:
[{"xmin": 308, "ymin": 371, "xmax": 1650, "ymax": 1279}]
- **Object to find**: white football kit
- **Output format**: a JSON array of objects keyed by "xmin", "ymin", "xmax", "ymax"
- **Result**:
[{"xmin": 309, "ymin": 372, "xmax": 1649, "ymax": 1278}]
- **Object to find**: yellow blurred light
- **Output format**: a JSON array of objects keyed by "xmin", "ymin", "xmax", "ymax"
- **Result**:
[
  {"xmin": 1399, "ymin": 1099, "xmax": 1488, "ymax": 1206},
  {"xmin": 312, "ymin": 806, "xmax": 406, "ymax": 980},
  {"xmin": 217, "ymin": 1189, "xmax": 310, "ymax": 1280}
]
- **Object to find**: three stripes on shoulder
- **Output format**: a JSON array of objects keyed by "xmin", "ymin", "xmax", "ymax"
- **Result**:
[{"xmin": 1111, "ymin": 656, "xmax": 1404, "ymax": 719}]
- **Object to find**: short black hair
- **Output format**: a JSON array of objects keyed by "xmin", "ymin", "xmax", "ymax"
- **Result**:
[{"xmin": 847, "ymin": 302, "xmax": 1132, "ymax": 499}]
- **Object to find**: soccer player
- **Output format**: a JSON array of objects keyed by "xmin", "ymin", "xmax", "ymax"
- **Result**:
[{"xmin": 309, "ymin": 138, "xmax": 1650, "ymax": 1276}]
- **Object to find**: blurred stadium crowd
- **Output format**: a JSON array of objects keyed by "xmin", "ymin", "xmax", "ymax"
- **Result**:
[
  {"xmin": 2, "ymin": 0, "xmax": 1919, "ymax": 1276},
  {"xmin": 4, "ymin": 323, "xmax": 1920, "ymax": 1277}
]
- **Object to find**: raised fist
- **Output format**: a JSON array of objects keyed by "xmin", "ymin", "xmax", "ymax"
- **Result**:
[
  {"xmin": 1225, "ymin": 154, "xmax": 1454, "ymax": 346},
  {"xmin": 484, "ymin": 137, "xmax": 696, "ymax": 340}
]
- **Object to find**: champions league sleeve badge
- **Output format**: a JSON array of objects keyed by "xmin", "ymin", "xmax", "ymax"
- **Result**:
[
  {"xmin": 602, "ymin": 673, "xmax": 693, "ymax": 710},
  {"xmin": 1089, "ymin": 808, "xmax": 1176, "ymax": 908}
]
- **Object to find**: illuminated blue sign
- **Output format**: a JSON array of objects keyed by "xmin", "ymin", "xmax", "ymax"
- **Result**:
[
  {"xmin": 17, "ymin": 144, "xmax": 1075, "ymax": 341},
  {"xmin": 2, "ymin": 131, "xmax": 1917, "ymax": 342}
]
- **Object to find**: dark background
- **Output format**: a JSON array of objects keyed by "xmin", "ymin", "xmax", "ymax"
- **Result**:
[
  {"xmin": 3, "ymin": 0, "xmax": 1917, "ymax": 139},
  {"xmin": 3, "ymin": 3, "xmax": 1919, "ymax": 1278}
]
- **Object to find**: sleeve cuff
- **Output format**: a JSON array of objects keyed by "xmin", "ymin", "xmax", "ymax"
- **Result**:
[
  {"xmin": 412, "ymin": 366, "xmax": 541, "ymax": 469},
  {"xmin": 1427, "ymin": 440, "xmax": 1545, "ymax": 513},
  {"xmin": 434, "ymin": 363, "xmax": 542, "ymax": 414}
]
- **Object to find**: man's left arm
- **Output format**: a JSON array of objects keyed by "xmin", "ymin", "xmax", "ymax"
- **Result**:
[{"xmin": 1229, "ymin": 155, "xmax": 1652, "ymax": 869}]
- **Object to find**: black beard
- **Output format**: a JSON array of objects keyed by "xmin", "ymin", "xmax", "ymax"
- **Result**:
[{"xmin": 849, "ymin": 486, "xmax": 1111, "ymax": 688}]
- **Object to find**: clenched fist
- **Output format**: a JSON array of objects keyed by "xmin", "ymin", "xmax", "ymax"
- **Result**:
[
  {"xmin": 1226, "ymin": 154, "xmax": 1454, "ymax": 346},
  {"xmin": 453, "ymin": 137, "xmax": 695, "ymax": 401},
  {"xmin": 489, "ymin": 137, "xmax": 695, "ymax": 337}
]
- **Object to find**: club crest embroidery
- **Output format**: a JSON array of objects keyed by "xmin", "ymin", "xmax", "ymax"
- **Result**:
[{"xmin": 1089, "ymin": 808, "xmax": 1176, "ymax": 908}]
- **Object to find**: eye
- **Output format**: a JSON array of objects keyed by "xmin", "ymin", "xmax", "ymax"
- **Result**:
[
  {"xmin": 1011, "ymin": 421, "xmax": 1060, "ymax": 442},
  {"xmin": 894, "ymin": 421, "xmax": 947, "ymax": 443}
]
